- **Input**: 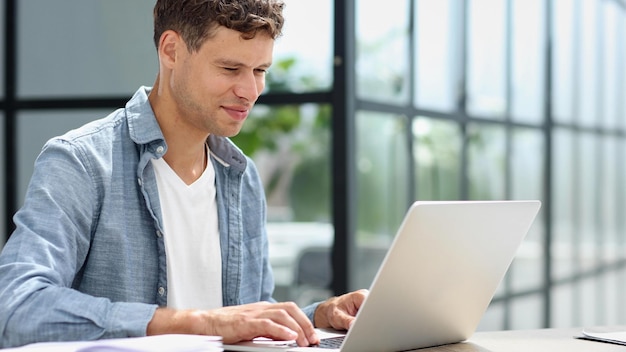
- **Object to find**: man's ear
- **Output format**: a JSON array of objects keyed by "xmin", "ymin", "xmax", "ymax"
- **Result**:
[{"xmin": 158, "ymin": 30, "xmax": 181, "ymax": 69}]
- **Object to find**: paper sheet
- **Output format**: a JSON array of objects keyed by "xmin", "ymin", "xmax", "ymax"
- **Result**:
[
  {"xmin": 579, "ymin": 330, "xmax": 626, "ymax": 346},
  {"xmin": 3, "ymin": 334, "xmax": 223, "ymax": 352}
]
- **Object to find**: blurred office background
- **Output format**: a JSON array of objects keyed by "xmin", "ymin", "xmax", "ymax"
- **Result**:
[{"xmin": 1, "ymin": 0, "xmax": 626, "ymax": 331}]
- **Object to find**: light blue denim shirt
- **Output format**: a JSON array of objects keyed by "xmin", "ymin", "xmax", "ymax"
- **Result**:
[{"xmin": 0, "ymin": 87, "xmax": 319, "ymax": 348}]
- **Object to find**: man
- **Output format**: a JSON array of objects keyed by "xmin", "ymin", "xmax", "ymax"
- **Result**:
[{"xmin": 0, "ymin": 0, "xmax": 367, "ymax": 348}]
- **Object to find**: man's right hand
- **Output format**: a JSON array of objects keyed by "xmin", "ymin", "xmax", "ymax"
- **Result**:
[{"xmin": 147, "ymin": 302, "xmax": 319, "ymax": 347}]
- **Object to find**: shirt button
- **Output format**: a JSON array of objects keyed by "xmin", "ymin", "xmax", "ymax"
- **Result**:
[
  {"xmin": 158, "ymin": 287, "xmax": 165, "ymax": 296},
  {"xmin": 156, "ymin": 146, "xmax": 164, "ymax": 154},
  {"xmin": 137, "ymin": 178, "xmax": 142, "ymax": 186},
  {"xmin": 156, "ymin": 230, "xmax": 163, "ymax": 238}
]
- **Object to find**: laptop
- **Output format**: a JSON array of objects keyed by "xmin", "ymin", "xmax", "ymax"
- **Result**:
[{"xmin": 224, "ymin": 200, "xmax": 542, "ymax": 352}]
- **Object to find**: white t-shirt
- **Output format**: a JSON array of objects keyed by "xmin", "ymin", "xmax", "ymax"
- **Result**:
[{"xmin": 151, "ymin": 148, "xmax": 223, "ymax": 310}]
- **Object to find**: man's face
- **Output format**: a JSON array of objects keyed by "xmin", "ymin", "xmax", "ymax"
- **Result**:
[{"xmin": 169, "ymin": 26, "xmax": 274, "ymax": 137}]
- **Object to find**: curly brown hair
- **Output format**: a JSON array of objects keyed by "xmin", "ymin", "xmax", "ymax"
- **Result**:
[{"xmin": 153, "ymin": 0, "xmax": 285, "ymax": 52}]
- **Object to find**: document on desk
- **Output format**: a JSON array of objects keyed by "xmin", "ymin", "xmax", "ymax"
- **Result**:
[
  {"xmin": 578, "ymin": 329, "xmax": 626, "ymax": 346},
  {"xmin": 2, "ymin": 334, "xmax": 223, "ymax": 352}
]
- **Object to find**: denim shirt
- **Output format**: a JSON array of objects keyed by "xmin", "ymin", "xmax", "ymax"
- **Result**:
[{"xmin": 0, "ymin": 87, "xmax": 319, "ymax": 348}]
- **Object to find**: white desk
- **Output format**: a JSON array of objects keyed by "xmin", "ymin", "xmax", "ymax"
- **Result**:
[{"xmin": 414, "ymin": 326, "xmax": 626, "ymax": 352}]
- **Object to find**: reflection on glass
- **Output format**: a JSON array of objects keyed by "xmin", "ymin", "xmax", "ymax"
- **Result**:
[
  {"xmin": 551, "ymin": 128, "xmax": 576, "ymax": 280},
  {"xmin": 354, "ymin": 111, "xmax": 409, "ymax": 289},
  {"xmin": 466, "ymin": 123, "xmax": 506, "ymax": 200},
  {"xmin": 17, "ymin": 111, "xmax": 110, "ymax": 207},
  {"xmin": 413, "ymin": 117, "xmax": 461, "ymax": 200},
  {"xmin": 414, "ymin": 0, "xmax": 459, "ymax": 112},
  {"xmin": 466, "ymin": 0, "xmax": 506, "ymax": 118},
  {"xmin": 18, "ymin": 0, "xmax": 155, "ymax": 98},
  {"xmin": 551, "ymin": 0, "xmax": 575, "ymax": 123},
  {"xmin": 356, "ymin": 0, "xmax": 410, "ymax": 104},
  {"xmin": 272, "ymin": 0, "xmax": 333, "ymax": 92},
  {"xmin": 511, "ymin": 0, "xmax": 545, "ymax": 123},
  {"xmin": 509, "ymin": 128, "xmax": 544, "ymax": 291}
]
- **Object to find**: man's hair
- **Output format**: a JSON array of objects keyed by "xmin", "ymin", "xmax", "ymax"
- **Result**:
[{"xmin": 153, "ymin": 0, "xmax": 285, "ymax": 52}]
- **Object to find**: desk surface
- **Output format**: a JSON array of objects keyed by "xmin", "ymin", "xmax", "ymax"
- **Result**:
[{"xmin": 415, "ymin": 326, "xmax": 626, "ymax": 352}]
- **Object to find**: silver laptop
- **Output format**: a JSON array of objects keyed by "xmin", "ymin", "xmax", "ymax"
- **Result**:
[{"xmin": 224, "ymin": 200, "xmax": 541, "ymax": 352}]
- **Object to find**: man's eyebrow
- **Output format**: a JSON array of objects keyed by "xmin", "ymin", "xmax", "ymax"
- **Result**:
[{"xmin": 215, "ymin": 59, "xmax": 272, "ymax": 69}]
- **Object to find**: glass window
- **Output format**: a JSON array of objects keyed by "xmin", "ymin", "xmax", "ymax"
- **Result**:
[
  {"xmin": 16, "ymin": 110, "xmax": 110, "ymax": 206},
  {"xmin": 17, "ymin": 0, "xmax": 156, "ymax": 98},
  {"xmin": 271, "ymin": 0, "xmax": 333, "ymax": 93},
  {"xmin": 467, "ymin": 123, "xmax": 506, "ymax": 200},
  {"xmin": 231, "ymin": 103, "xmax": 333, "ymax": 304},
  {"xmin": 413, "ymin": 117, "xmax": 462, "ymax": 200},
  {"xmin": 356, "ymin": 0, "xmax": 410, "ymax": 105},
  {"xmin": 466, "ymin": 0, "xmax": 506, "ymax": 118},
  {"xmin": 511, "ymin": 0, "xmax": 545, "ymax": 124},
  {"xmin": 414, "ymin": 0, "xmax": 460, "ymax": 112},
  {"xmin": 551, "ymin": 0, "xmax": 575, "ymax": 123},
  {"xmin": 354, "ymin": 111, "xmax": 410, "ymax": 289}
]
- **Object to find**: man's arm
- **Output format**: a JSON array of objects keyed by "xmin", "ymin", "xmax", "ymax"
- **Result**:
[{"xmin": 0, "ymin": 139, "xmax": 155, "ymax": 348}]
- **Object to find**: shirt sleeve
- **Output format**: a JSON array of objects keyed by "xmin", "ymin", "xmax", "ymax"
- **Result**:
[{"xmin": 0, "ymin": 138, "xmax": 157, "ymax": 348}]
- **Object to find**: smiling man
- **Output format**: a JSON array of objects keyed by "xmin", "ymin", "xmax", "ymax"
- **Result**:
[{"xmin": 0, "ymin": 0, "xmax": 367, "ymax": 348}]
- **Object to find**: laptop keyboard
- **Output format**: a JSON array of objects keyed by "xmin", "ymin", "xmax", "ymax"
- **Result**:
[{"xmin": 316, "ymin": 336, "xmax": 345, "ymax": 349}]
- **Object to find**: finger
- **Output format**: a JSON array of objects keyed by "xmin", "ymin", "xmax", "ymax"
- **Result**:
[{"xmin": 268, "ymin": 302, "xmax": 318, "ymax": 346}]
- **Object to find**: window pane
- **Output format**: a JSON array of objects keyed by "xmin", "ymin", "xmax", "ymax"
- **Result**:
[
  {"xmin": 467, "ymin": 0, "xmax": 506, "ymax": 118},
  {"xmin": 17, "ymin": 111, "xmax": 111, "ymax": 206},
  {"xmin": 413, "ymin": 117, "xmax": 462, "ymax": 200},
  {"xmin": 356, "ymin": 0, "xmax": 410, "ymax": 105},
  {"xmin": 18, "ymin": 0, "xmax": 156, "ymax": 98},
  {"xmin": 510, "ymin": 294, "xmax": 543, "ymax": 329},
  {"xmin": 552, "ymin": 0, "xmax": 575, "ymax": 123},
  {"xmin": 414, "ymin": 0, "xmax": 460, "ymax": 112},
  {"xmin": 354, "ymin": 111, "xmax": 410, "ymax": 289},
  {"xmin": 577, "ymin": 0, "xmax": 599, "ymax": 128},
  {"xmin": 231, "ymin": 104, "xmax": 333, "ymax": 304},
  {"xmin": 599, "ymin": 138, "xmax": 617, "ymax": 267},
  {"xmin": 601, "ymin": 2, "xmax": 620, "ymax": 130},
  {"xmin": 467, "ymin": 123, "xmax": 506, "ymax": 200},
  {"xmin": 551, "ymin": 128, "xmax": 576, "ymax": 279},
  {"xmin": 509, "ymin": 128, "xmax": 544, "ymax": 291},
  {"xmin": 552, "ymin": 283, "xmax": 577, "ymax": 328},
  {"xmin": 272, "ymin": 0, "xmax": 333, "ymax": 92},
  {"xmin": 511, "ymin": 0, "xmax": 545, "ymax": 123},
  {"xmin": 578, "ymin": 132, "xmax": 598, "ymax": 272}
]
